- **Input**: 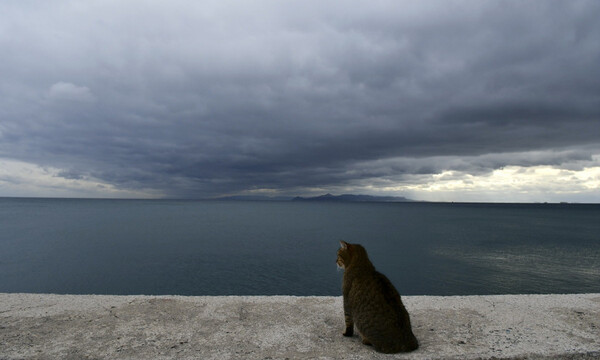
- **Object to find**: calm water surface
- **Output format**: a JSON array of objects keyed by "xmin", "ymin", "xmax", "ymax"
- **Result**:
[{"xmin": 0, "ymin": 198, "xmax": 598, "ymax": 296}]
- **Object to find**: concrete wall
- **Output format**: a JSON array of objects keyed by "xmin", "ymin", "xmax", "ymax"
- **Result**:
[{"xmin": 1, "ymin": 293, "xmax": 599, "ymax": 359}]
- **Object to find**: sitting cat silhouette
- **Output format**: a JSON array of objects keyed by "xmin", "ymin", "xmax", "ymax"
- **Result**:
[{"xmin": 337, "ymin": 241, "xmax": 418, "ymax": 353}]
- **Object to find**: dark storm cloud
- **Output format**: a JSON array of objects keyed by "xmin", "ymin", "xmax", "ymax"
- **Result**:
[{"xmin": 0, "ymin": 0, "xmax": 599, "ymax": 198}]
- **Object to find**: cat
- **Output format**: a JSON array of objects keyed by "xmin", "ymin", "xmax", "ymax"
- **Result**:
[{"xmin": 336, "ymin": 240, "xmax": 418, "ymax": 353}]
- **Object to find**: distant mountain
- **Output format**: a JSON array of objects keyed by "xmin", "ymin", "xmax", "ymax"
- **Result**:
[
  {"xmin": 213, "ymin": 195, "xmax": 293, "ymax": 201},
  {"xmin": 213, "ymin": 193, "xmax": 416, "ymax": 202},
  {"xmin": 292, "ymin": 193, "xmax": 415, "ymax": 202}
]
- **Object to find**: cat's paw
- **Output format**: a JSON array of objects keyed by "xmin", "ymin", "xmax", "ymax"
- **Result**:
[{"xmin": 343, "ymin": 328, "xmax": 354, "ymax": 337}]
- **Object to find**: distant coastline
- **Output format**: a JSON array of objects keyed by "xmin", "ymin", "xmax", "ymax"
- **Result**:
[
  {"xmin": 214, "ymin": 193, "xmax": 417, "ymax": 202},
  {"xmin": 292, "ymin": 193, "xmax": 415, "ymax": 202}
]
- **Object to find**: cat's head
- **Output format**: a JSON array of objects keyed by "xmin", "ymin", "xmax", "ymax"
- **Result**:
[{"xmin": 337, "ymin": 241, "xmax": 368, "ymax": 270}]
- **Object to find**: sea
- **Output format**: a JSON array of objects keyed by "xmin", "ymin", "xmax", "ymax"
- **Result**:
[{"xmin": 0, "ymin": 198, "xmax": 598, "ymax": 296}]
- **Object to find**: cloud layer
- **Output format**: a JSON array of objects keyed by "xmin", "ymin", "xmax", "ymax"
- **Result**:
[{"xmin": 1, "ymin": 1, "xmax": 599, "ymax": 201}]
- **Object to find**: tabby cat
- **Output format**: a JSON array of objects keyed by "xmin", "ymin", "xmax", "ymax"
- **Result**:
[{"xmin": 336, "ymin": 241, "xmax": 418, "ymax": 353}]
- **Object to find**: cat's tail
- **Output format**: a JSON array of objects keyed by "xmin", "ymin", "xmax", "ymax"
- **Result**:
[
  {"xmin": 376, "ymin": 333, "xmax": 419, "ymax": 353},
  {"xmin": 405, "ymin": 333, "xmax": 419, "ymax": 352}
]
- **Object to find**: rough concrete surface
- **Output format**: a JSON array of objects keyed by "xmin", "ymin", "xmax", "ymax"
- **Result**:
[{"xmin": 0, "ymin": 293, "xmax": 599, "ymax": 359}]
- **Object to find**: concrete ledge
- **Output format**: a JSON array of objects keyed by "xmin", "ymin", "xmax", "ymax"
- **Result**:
[{"xmin": 1, "ymin": 293, "xmax": 599, "ymax": 359}]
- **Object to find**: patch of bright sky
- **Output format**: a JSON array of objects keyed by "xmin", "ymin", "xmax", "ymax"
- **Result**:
[{"xmin": 373, "ymin": 165, "xmax": 600, "ymax": 203}]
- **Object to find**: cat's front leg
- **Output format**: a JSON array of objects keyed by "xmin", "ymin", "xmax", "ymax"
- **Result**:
[
  {"xmin": 343, "ymin": 320, "xmax": 354, "ymax": 337},
  {"xmin": 343, "ymin": 297, "xmax": 354, "ymax": 336}
]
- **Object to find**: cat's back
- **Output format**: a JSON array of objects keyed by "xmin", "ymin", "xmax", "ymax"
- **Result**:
[{"xmin": 347, "ymin": 269, "xmax": 418, "ymax": 353}]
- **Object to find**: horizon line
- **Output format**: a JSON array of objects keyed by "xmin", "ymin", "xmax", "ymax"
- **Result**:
[{"xmin": 1, "ymin": 195, "xmax": 598, "ymax": 205}]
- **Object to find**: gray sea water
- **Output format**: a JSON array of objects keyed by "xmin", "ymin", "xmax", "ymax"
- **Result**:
[{"xmin": 0, "ymin": 198, "xmax": 598, "ymax": 296}]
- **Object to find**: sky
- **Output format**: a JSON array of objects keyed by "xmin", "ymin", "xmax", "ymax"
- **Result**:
[{"xmin": 1, "ymin": 1, "xmax": 599, "ymax": 202}]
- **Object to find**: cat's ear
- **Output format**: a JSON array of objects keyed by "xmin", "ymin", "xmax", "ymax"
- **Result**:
[{"xmin": 340, "ymin": 240, "xmax": 349, "ymax": 249}]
